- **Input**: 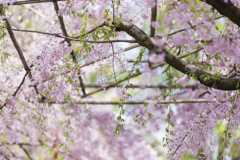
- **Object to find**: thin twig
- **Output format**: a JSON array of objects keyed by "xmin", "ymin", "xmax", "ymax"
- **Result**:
[
  {"xmin": 4, "ymin": 143, "xmax": 41, "ymax": 146},
  {"xmin": 165, "ymin": 15, "xmax": 224, "ymax": 37},
  {"xmin": 81, "ymin": 47, "xmax": 203, "ymax": 98},
  {"xmin": 73, "ymin": 22, "xmax": 106, "ymax": 39},
  {"xmin": 84, "ymin": 40, "xmax": 137, "ymax": 43},
  {"xmin": 0, "ymin": 70, "xmax": 30, "ymax": 110},
  {"xmin": 48, "ymin": 99, "xmax": 214, "ymax": 105},
  {"xmin": 19, "ymin": 144, "xmax": 33, "ymax": 160},
  {"xmin": 28, "ymin": 44, "xmax": 141, "ymax": 87},
  {"xmin": 111, "ymin": 43, "xmax": 117, "ymax": 82},
  {"xmin": 83, "ymin": 84, "xmax": 198, "ymax": 89},
  {"xmin": 6, "ymin": 146, "xmax": 18, "ymax": 159},
  {"xmin": 53, "ymin": 132, "xmax": 58, "ymax": 160},
  {"xmin": 2, "ymin": 0, "xmax": 68, "ymax": 6},
  {"xmin": 80, "ymin": 44, "xmax": 140, "ymax": 68},
  {"xmin": 0, "ymin": 26, "xmax": 70, "ymax": 38},
  {"xmin": 112, "ymin": 0, "xmax": 115, "ymax": 22},
  {"xmin": 1, "ymin": 26, "xmax": 135, "ymax": 43}
]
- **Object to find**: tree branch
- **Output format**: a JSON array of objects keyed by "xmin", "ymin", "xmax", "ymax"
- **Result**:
[
  {"xmin": 3, "ymin": 0, "xmax": 68, "ymax": 6},
  {"xmin": 202, "ymin": 0, "xmax": 240, "ymax": 27},
  {"xmin": 49, "ymin": 99, "xmax": 214, "ymax": 105},
  {"xmin": 1, "ymin": 26, "xmax": 135, "ymax": 44},
  {"xmin": 4, "ymin": 18, "xmax": 39, "ymax": 95},
  {"xmin": 4, "ymin": 19, "xmax": 30, "ymax": 72},
  {"xmin": 19, "ymin": 144, "xmax": 33, "ymax": 160},
  {"xmin": 1, "ymin": 26, "xmax": 73, "ymax": 39},
  {"xmin": 74, "ymin": 22, "xmax": 106, "ymax": 39},
  {"xmin": 85, "ymin": 39, "xmax": 137, "ymax": 43},
  {"xmin": 4, "ymin": 143, "xmax": 41, "ymax": 146},
  {"xmin": 80, "ymin": 44, "xmax": 140, "ymax": 68},
  {"xmin": 81, "ymin": 47, "xmax": 201, "ymax": 98},
  {"xmin": 150, "ymin": 0, "xmax": 157, "ymax": 37},
  {"xmin": 165, "ymin": 15, "xmax": 223, "ymax": 37},
  {"xmin": 83, "ymin": 84, "xmax": 198, "ymax": 90},
  {"xmin": 53, "ymin": 0, "xmax": 86, "ymax": 95},
  {"xmin": 0, "ymin": 70, "xmax": 29, "ymax": 110},
  {"xmin": 110, "ymin": 19, "xmax": 240, "ymax": 90}
]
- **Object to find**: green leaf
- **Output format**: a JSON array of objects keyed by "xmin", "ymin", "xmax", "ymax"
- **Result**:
[
  {"xmin": 117, "ymin": 116, "xmax": 121, "ymax": 121},
  {"xmin": 173, "ymin": 97, "xmax": 176, "ymax": 103},
  {"xmin": 144, "ymin": 102, "xmax": 148, "ymax": 107},
  {"xmin": 136, "ymin": 68, "xmax": 140, "ymax": 74},
  {"xmin": 148, "ymin": 112, "xmax": 153, "ymax": 118},
  {"xmin": 67, "ymin": 120, "xmax": 71, "ymax": 125},
  {"xmin": 122, "ymin": 109, "xmax": 125, "ymax": 115},
  {"xmin": 67, "ymin": 77, "xmax": 73, "ymax": 84},
  {"xmin": 59, "ymin": 143, "xmax": 64, "ymax": 148},
  {"xmin": 233, "ymin": 104, "xmax": 237, "ymax": 109},
  {"xmin": 66, "ymin": 147, "xmax": 70, "ymax": 152},
  {"xmin": 119, "ymin": 103, "xmax": 123, "ymax": 108},
  {"xmin": 50, "ymin": 74, "xmax": 56, "ymax": 78},
  {"xmin": 63, "ymin": 131, "xmax": 69, "ymax": 138},
  {"xmin": 66, "ymin": 63, "xmax": 72, "ymax": 69}
]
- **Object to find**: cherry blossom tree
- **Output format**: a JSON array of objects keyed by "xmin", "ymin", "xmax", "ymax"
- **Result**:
[{"xmin": 0, "ymin": 0, "xmax": 240, "ymax": 159}]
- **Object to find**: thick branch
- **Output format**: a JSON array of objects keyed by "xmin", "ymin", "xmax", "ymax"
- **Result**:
[
  {"xmin": 111, "ymin": 19, "xmax": 240, "ymax": 90},
  {"xmin": 202, "ymin": 0, "xmax": 240, "ymax": 27}
]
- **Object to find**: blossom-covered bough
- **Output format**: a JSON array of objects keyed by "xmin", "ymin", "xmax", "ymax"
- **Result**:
[{"xmin": 0, "ymin": 0, "xmax": 240, "ymax": 159}]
